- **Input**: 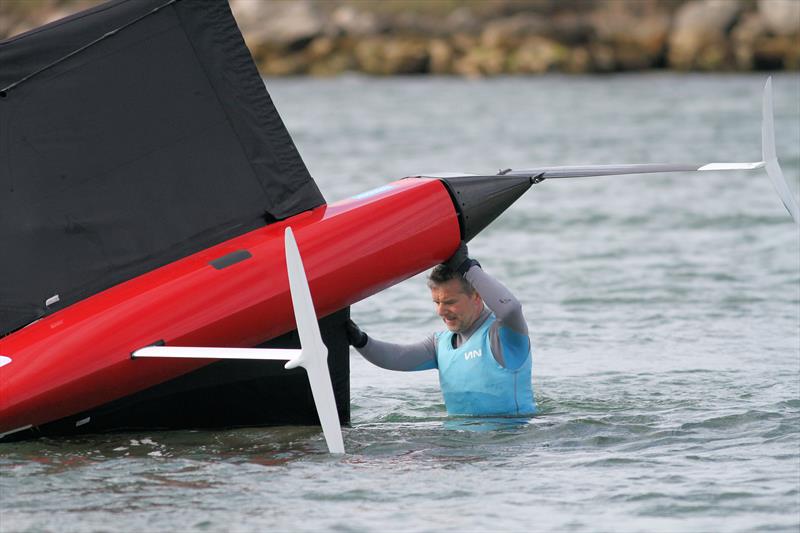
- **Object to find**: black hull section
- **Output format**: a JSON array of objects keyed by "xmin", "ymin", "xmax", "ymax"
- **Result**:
[{"xmin": 5, "ymin": 308, "xmax": 350, "ymax": 441}]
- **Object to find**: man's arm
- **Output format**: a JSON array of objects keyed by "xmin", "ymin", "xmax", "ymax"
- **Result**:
[
  {"xmin": 446, "ymin": 241, "xmax": 530, "ymax": 370},
  {"xmin": 464, "ymin": 265, "xmax": 528, "ymax": 336},
  {"xmin": 467, "ymin": 265, "xmax": 531, "ymax": 370},
  {"xmin": 345, "ymin": 319, "xmax": 437, "ymax": 371}
]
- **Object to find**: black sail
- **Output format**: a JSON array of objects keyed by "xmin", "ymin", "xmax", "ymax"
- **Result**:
[{"xmin": 0, "ymin": 0, "xmax": 324, "ymax": 336}]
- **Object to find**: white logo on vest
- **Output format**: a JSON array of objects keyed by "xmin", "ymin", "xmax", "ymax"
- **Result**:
[{"xmin": 464, "ymin": 349, "xmax": 482, "ymax": 360}]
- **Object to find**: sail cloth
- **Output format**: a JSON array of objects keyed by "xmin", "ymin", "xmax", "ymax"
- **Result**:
[{"xmin": 0, "ymin": 0, "xmax": 324, "ymax": 336}]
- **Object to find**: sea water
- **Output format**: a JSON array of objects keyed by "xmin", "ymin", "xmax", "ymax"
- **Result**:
[{"xmin": 1, "ymin": 74, "xmax": 798, "ymax": 532}]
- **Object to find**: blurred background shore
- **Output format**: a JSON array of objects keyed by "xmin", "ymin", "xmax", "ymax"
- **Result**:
[{"xmin": 2, "ymin": 0, "xmax": 799, "ymax": 76}]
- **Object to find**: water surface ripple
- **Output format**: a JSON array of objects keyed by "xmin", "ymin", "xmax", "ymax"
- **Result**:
[{"xmin": 1, "ymin": 74, "xmax": 798, "ymax": 532}]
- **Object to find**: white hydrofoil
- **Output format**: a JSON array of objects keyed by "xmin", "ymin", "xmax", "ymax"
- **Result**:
[
  {"xmin": 421, "ymin": 78, "xmax": 798, "ymax": 224},
  {"xmin": 133, "ymin": 227, "xmax": 345, "ymax": 454}
]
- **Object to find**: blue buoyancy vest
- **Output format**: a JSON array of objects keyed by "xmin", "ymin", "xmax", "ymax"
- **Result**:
[{"xmin": 436, "ymin": 314, "xmax": 535, "ymax": 417}]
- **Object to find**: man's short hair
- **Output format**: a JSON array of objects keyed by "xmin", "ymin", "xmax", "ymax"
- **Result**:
[{"xmin": 427, "ymin": 264, "xmax": 476, "ymax": 295}]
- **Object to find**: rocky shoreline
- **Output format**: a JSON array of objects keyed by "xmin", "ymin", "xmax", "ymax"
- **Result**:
[{"xmin": 3, "ymin": 0, "xmax": 799, "ymax": 76}]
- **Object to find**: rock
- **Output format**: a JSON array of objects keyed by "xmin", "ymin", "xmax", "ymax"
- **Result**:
[
  {"xmin": 731, "ymin": 12, "xmax": 768, "ymax": 69},
  {"xmin": 1, "ymin": 3, "xmax": 73, "ymax": 40},
  {"xmin": 2, "ymin": 20, "xmax": 33, "ymax": 40},
  {"xmin": 391, "ymin": 11, "xmax": 450, "ymax": 38},
  {"xmin": 507, "ymin": 36, "xmax": 569, "ymax": 74},
  {"xmin": 587, "ymin": 43, "xmax": 617, "ymax": 72},
  {"xmin": 481, "ymin": 14, "xmax": 548, "ymax": 49},
  {"xmin": 382, "ymin": 38, "xmax": 429, "ymax": 74},
  {"xmin": 308, "ymin": 50, "xmax": 356, "ymax": 76},
  {"xmin": 428, "ymin": 38, "xmax": 454, "ymax": 74},
  {"xmin": 328, "ymin": 5, "xmax": 381, "ymax": 37},
  {"xmin": 753, "ymin": 35, "xmax": 800, "ymax": 69},
  {"xmin": 451, "ymin": 33, "xmax": 479, "ymax": 54},
  {"xmin": 668, "ymin": 0, "xmax": 744, "ymax": 70},
  {"xmin": 353, "ymin": 38, "xmax": 382, "ymax": 74},
  {"xmin": 257, "ymin": 52, "xmax": 308, "ymax": 77},
  {"xmin": 229, "ymin": 0, "xmax": 324, "ymax": 49},
  {"xmin": 566, "ymin": 47, "xmax": 591, "ymax": 74},
  {"xmin": 306, "ymin": 36, "xmax": 336, "ymax": 60},
  {"xmin": 444, "ymin": 7, "xmax": 482, "ymax": 35},
  {"xmin": 354, "ymin": 37, "xmax": 429, "ymax": 75},
  {"xmin": 4, "ymin": 0, "xmax": 798, "ymax": 76},
  {"xmin": 453, "ymin": 45, "xmax": 506, "ymax": 77},
  {"xmin": 591, "ymin": 2, "xmax": 670, "ymax": 70},
  {"xmin": 758, "ymin": 0, "xmax": 800, "ymax": 37},
  {"xmin": 727, "ymin": 7, "xmax": 799, "ymax": 71},
  {"xmin": 549, "ymin": 12, "xmax": 595, "ymax": 46}
]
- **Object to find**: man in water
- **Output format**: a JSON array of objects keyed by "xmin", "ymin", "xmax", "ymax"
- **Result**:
[{"xmin": 345, "ymin": 242, "xmax": 535, "ymax": 417}]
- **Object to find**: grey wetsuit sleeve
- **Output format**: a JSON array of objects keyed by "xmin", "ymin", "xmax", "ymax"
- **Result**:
[
  {"xmin": 355, "ymin": 334, "xmax": 438, "ymax": 371},
  {"xmin": 464, "ymin": 265, "xmax": 528, "ymax": 336},
  {"xmin": 464, "ymin": 265, "xmax": 530, "ymax": 369}
]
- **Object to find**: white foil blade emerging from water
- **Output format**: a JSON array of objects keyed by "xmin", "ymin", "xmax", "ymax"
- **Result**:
[
  {"xmin": 762, "ymin": 77, "xmax": 800, "ymax": 224},
  {"xmin": 132, "ymin": 228, "xmax": 345, "ymax": 454},
  {"xmin": 458, "ymin": 79, "xmax": 798, "ymax": 225},
  {"xmin": 283, "ymin": 227, "xmax": 345, "ymax": 454}
]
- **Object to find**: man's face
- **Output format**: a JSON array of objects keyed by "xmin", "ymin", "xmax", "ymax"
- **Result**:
[{"xmin": 430, "ymin": 279, "xmax": 484, "ymax": 333}]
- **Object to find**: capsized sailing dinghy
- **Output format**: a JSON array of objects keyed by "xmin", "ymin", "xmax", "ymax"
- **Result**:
[{"xmin": 1, "ymin": 0, "xmax": 795, "ymax": 447}]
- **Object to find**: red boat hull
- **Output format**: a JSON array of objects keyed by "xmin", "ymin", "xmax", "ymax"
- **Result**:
[{"xmin": 0, "ymin": 178, "xmax": 461, "ymax": 436}]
